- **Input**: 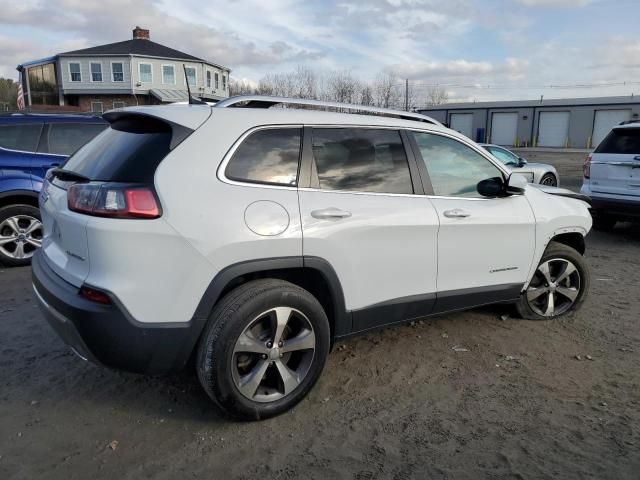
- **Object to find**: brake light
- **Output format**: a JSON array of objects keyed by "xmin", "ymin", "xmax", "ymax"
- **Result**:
[
  {"xmin": 583, "ymin": 154, "xmax": 592, "ymax": 179},
  {"xmin": 68, "ymin": 183, "xmax": 160, "ymax": 219},
  {"xmin": 79, "ymin": 285, "xmax": 111, "ymax": 305}
]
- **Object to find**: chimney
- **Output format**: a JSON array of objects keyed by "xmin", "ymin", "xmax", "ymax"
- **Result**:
[{"xmin": 133, "ymin": 26, "xmax": 150, "ymax": 40}]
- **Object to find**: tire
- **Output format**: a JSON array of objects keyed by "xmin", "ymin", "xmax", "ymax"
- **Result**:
[
  {"xmin": 539, "ymin": 173, "xmax": 557, "ymax": 186},
  {"xmin": 196, "ymin": 279, "xmax": 330, "ymax": 420},
  {"xmin": 516, "ymin": 241, "xmax": 590, "ymax": 320},
  {"xmin": 592, "ymin": 213, "xmax": 616, "ymax": 231},
  {"xmin": 0, "ymin": 204, "xmax": 43, "ymax": 267}
]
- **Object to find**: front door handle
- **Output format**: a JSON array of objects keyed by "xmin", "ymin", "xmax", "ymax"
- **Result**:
[
  {"xmin": 311, "ymin": 208, "xmax": 352, "ymax": 220},
  {"xmin": 443, "ymin": 208, "xmax": 471, "ymax": 218}
]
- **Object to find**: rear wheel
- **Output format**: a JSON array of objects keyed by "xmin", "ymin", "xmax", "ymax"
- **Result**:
[
  {"xmin": 539, "ymin": 173, "xmax": 557, "ymax": 186},
  {"xmin": 196, "ymin": 279, "xmax": 330, "ymax": 420},
  {"xmin": 516, "ymin": 241, "xmax": 590, "ymax": 320},
  {"xmin": 0, "ymin": 205, "xmax": 42, "ymax": 267}
]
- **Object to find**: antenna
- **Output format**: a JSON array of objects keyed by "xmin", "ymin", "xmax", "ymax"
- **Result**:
[{"xmin": 183, "ymin": 64, "xmax": 207, "ymax": 105}]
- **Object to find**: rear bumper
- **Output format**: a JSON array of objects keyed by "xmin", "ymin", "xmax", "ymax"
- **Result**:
[
  {"xmin": 32, "ymin": 250, "xmax": 202, "ymax": 374},
  {"xmin": 589, "ymin": 196, "xmax": 640, "ymax": 219}
]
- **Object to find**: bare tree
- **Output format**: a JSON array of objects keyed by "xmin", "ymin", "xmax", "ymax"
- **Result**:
[
  {"xmin": 229, "ymin": 78, "xmax": 256, "ymax": 96},
  {"xmin": 324, "ymin": 70, "xmax": 360, "ymax": 104},
  {"xmin": 372, "ymin": 72, "xmax": 400, "ymax": 109},
  {"xmin": 0, "ymin": 77, "xmax": 18, "ymax": 111},
  {"xmin": 425, "ymin": 85, "xmax": 449, "ymax": 106},
  {"xmin": 359, "ymin": 84, "xmax": 374, "ymax": 106}
]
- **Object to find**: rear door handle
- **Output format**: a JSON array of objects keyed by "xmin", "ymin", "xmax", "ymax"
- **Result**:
[
  {"xmin": 311, "ymin": 208, "xmax": 352, "ymax": 220},
  {"xmin": 443, "ymin": 208, "xmax": 471, "ymax": 218}
]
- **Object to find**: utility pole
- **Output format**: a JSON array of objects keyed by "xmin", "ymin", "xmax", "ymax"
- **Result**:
[{"xmin": 405, "ymin": 79, "xmax": 409, "ymax": 111}]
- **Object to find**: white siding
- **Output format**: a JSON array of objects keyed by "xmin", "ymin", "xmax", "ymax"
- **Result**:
[
  {"xmin": 537, "ymin": 111, "xmax": 570, "ymax": 147},
  {"xmin": 490, "ymin": 112, "xmax": 518, "ymax": 146},
  {"xmin": 449, "ymin": 113, "xmax": 474, "ymax": 138},
  {"xmin": 59, "ymin": 56, "xmax": 131, "ymax": 90},
  {"xmin": 131, "ymin": 57, "xmax": 228, "ymax": 98},
  {"xmin": 592, "ymin": 109, "xmax": 632, "ymax": 147}
]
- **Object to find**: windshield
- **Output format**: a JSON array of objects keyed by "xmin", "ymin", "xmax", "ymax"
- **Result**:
[{"xmin": 487, "ymin": 146, "xmax": 519, "ymax": 166}]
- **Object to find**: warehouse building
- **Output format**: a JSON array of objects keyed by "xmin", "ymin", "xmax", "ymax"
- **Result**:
[{"xmin": 418, "ymin": 96, "xmax": 640, "ymax": 149}]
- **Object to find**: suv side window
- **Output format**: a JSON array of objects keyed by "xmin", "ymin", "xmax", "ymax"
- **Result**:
[
  {"xmin": 311, "ymin": 128, "xmax": 413, "ymax": 194},
  {"xmin": 412, "ymin": 132, "xmax": 503, "ymax": 198},
  {"xmin": 0, "ymin": 124, "xmax": 42, "ymax": 152},
  {"xmin": 225, "ymin": 128, "xmax": 302, "ymax": 186},
  {"xmin": 45, "ymin": 123, "xmax": 108, "ymax": 156}
]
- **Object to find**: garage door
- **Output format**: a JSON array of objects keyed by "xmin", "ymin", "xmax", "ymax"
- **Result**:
[
  {"xmin": 592, "ymin": 109, "xmax": 632, "ymax": 147},
  {"xmin": 450, "ymin": 113, "xmax": 474, "ymax": 139},
  {"xmin": 490, "ymin": 112, "xmax": 518, "ymax": 146},
  {"xmin": 537, "ymin": 111, "xmax": 570, "ymax": 147}
]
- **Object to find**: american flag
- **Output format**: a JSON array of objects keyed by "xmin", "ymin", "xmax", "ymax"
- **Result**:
[{"xmin": 16, "ymin": 83, "xmax": 25, "ymax": 110}]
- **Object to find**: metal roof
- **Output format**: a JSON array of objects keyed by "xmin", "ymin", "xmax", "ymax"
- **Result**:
[{"xmin": 419, "ymin": 95, "xmax": 640, "ymax": 111}]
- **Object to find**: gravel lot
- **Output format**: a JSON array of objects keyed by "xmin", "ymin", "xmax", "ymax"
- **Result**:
[{"xmin": 1, "ymin": 152, "xmax": 639, "ymax": 480}]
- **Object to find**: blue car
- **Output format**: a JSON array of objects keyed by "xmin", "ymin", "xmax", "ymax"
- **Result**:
[{"xmin": 0, "ymin": 113, "xmax": 107, "ymax": 266}]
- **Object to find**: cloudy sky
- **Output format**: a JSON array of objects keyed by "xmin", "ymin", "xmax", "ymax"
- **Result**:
[{"xmin": 0, "ymin": 0, "xmax": 639, "ymax": 103}]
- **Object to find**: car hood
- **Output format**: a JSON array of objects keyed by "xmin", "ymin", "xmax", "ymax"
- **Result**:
[{"xmin": 528, "ymin": 183, "xmax": 591, "ymax": 205}]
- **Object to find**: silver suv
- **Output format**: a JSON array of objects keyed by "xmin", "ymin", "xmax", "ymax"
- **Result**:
[{"xmin": 582, "ymin": 121, "xmax": 640, "ymax": 229}]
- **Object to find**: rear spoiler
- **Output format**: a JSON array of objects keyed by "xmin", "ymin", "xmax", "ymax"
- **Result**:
[{"xmin": 102, "ymin": 111, "xmax": 194, "ymax": 150}]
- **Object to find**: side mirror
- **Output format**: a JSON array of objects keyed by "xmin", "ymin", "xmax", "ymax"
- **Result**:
[
  {"xmin": 518, "ymin": 157, "xmax": 527, "ymax": 167},
  {"xmin": 477, "ymin": 177, "xmax": 506, "ymax": 197},
  {"xmin": 506, "ymin": 173, "xmax": 528, "ymax": 195}
]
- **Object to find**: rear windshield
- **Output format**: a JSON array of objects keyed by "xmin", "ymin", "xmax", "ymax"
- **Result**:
[
  {"xmin": 61, "ymin": 117, "xmax": 172, "ymax": 183},
  {"xmin": 595, "ymin": 128, "xmax": 640, "ymax": 154}
]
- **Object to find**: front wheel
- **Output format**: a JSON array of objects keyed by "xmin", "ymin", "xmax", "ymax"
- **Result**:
[
  {"xmin": 539, "ymin": 173, "xmax": 558, "ymax": 186},
  {"xmin": 196, "ymin": 279, "xmax": 330, "ymax": 420},
  {"xmin": 516, "ymin": 241, "xmax": 590, "ymax": 320},
  {"xmin": 0, "ymin": 204, "xmax": 43, "ymax": 267}
]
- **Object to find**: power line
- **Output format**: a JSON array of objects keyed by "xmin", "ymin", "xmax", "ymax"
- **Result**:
[{"xmin": 392, "ymin": 80, "xmax": 640, "ymax": 90}]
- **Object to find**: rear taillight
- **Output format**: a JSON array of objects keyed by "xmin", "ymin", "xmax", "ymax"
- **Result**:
[
  {"xmin": 68, "ymin": 183, "xmax": 160, "ymax": 219},
  {"xmin": 79, "ymin": 285, "xmax": 111, "ymax": 305},
  {"xmin": 583, "ymin": 154, "xmax": 592, "ymax": 179}
]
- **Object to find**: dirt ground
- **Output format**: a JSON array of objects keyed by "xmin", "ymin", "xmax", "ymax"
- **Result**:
[{"xmin": 1, "ymin": 152, "xmax": 639, "ymax": 479}]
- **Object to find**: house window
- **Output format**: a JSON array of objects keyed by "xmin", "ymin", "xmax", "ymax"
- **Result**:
[
  {"xmin": 69, "ymin": 63, "xmax": 81, "ymax": 82},
  {"xmin": 113, "ymin": 101, "xmax": 126, "ymax": 109},
  {"xmin": 90, "ymin": 63, "xmax": 103, "ymax": 82},
  {"xmin": 185, "ymin": 66, "xmax": 196, "ymax": 86},
  {"xmin": 215, "ymin": 72, "xmax": 219, "ymax": 89},
  {"xmin": 91, "ymin": 101, "xmax": 103, "ymax": 113},
  {"xmin": 112, "ymin": 62, "xmax": 124, "ymax": 82},
  {"xmin": 162, "ymin": 65, "xmax": 175, "ymax": 85},
  {"xmin": 139, "ymin": 63, "xmax": 152, "ymax": 83},
  {"xmin": 222, "ymin": 74, "xmax": 226, "ymax": 90},
  {"xmin": 206, "ymin": 70, "xmax": 211, "ymax": 88}
]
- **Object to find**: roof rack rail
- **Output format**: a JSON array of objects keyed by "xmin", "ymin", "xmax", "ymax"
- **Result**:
[
  {"xmin": 618, "ymin": 119, "xmax": 640, "ymax": 126},
  {"xmin": 214, "ymin": 95, "xmax": 443, "ymax": 126}
]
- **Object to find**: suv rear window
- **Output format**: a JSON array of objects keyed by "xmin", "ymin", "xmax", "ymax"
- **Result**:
[
  {"xmin": 45, "ymin": 123, "xmax": 107, "ymax": 156},
  {"xmin": 311, "ymin": 128, "xmax": 413, "ymax": 194},
  {"xmin": 595, "ymin": 128, "xmax": 640, "ymax": 154},
  {"xmin": 61, "ymin": 117, "xmax": 172, "ymax": 183},
  {"xmin": 0, "ymin": 124, "xmax": 42, "ymax": 152},
  {"xmin": 225, "ymin": 128, "xmax": 302, "ymax": 186}
]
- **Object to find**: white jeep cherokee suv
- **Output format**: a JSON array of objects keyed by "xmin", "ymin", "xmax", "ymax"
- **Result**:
[{"xmin": 33, "ymin": 96, "xmax": 592, "ymax": 420}]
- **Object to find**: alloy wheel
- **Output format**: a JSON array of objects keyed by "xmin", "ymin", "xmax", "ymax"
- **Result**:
[
  {"xmin": 232, "ymin": 307, "xmax": 316, "ymax": 403},
  {"xmin": 541, "ymin": 175, "xmax": 557, "ymax": 186},
  {"xmin": 526, "ymin": 258, "xmax": 581, "ymax": 317},
  {"xmin": 0, "ymin": 215, "xmax": 43, "ymax": 260}
]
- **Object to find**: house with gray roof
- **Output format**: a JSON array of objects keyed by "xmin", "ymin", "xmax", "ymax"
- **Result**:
[{"xmin": 17, "ymin": 27, "xmax": 230, "ymax": 113}]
